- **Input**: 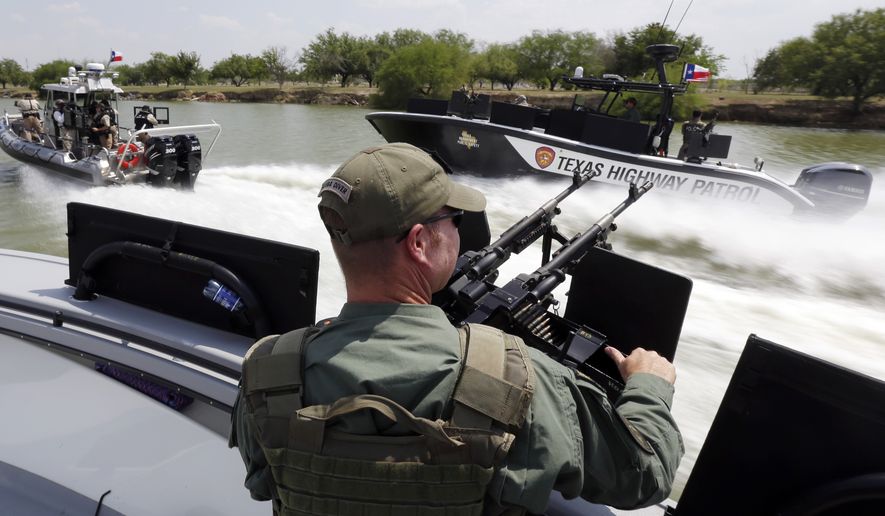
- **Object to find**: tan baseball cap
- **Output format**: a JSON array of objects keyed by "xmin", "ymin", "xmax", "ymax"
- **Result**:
[{"xmin": 317, "ymin": 143, "xmax": 486, "ymax": 245}]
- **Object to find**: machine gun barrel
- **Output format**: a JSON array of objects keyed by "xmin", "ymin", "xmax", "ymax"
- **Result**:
[
  {"xmin": 442, "ymin": 181, "xmax": 654, "ymax": 398},
  {"xmin": 526, "ymin": 180, "xmax": 653, "ymax": 301},
  {"xmin": 702, "ymin": 109, "xmax": 720, "ymax": 137},
  {"xmin": 463, "ymin": 170, "xmax": 594, "ymax": 281},
  {"xmin": 437, "ymin": 170, "xmax": 595, "ymax": 320}
]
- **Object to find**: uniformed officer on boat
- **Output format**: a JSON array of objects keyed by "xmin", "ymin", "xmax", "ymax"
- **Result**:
[
  {"xmin": 230, "ymin": 142, "xmax": 684, "ymax": 515},
  {"xmin": 14, "ymin": 93, "xmax": 43, "ymax": 142},
  {"xmin": 134, "ymin": 105, "xmax": 160, "ymax": 143}
]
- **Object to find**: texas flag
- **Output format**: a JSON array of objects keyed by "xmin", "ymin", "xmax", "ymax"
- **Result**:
[
  {"xmin": 110, "ymin": 50, "xmax": 123, "ymax": 63},
  {"xmin": 683, "ymin": 63, "xmax": 710, "ymax": 82}
]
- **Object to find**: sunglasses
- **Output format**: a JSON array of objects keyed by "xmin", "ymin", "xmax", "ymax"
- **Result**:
[{"xmin": 396, "ymin": 210, "xmax": 464, "ymax": 242}]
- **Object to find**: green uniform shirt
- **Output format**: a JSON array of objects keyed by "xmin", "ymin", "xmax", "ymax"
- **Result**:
[
  {"xmin": 230, "ymin": 303, "xmax": 683, "ymax": 514},
  {"xmin": 622, "ymin": 107, "xmax": 642, "ymax": 123}
]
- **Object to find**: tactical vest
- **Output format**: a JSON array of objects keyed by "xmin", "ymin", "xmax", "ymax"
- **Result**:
[
  {"xmin": 682, "ymin": 121, "xmax": 705, "ymax": 134},
  {"xmin": 134, "ymin": 112, "xmax": 153, "ymax": 130},
  {"xmin": 93, "ymin": 113, "xmax": 107, "ymax": 130},
  {"xmin": 241, "ymin": 323, "xmax": 535, "ymax": 516},
  {"xmin": 62, "ymin": 106, "xmax": 78, "ymax": 129},
  {"xmin": 17, "ymin": 99, "xmax": 40, "ymax": 115}
]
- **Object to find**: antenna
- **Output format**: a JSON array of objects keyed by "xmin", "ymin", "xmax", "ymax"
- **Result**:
[
  {"xmin": 655, "ymin": 0, "xmax": 676, "ymax": 41},
  {"xmin": 672, "ymin": 0, "xmax": 695, "ymax": 35},
  {"xmin": 651, "ymin": 0, "xmax": 677, "ymax": 82}
]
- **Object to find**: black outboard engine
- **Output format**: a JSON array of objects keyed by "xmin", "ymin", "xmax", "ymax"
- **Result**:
[
  {"xmin": 144, "ymin": 136, "xmax": 177, "ymax": 187},
  {"xmin": 173, "ymin": 134, "xmax": 202, "ymax": 190},
  {"xmin": 793, "ymin": 162, "xmax": 872, "ymax": 217}
]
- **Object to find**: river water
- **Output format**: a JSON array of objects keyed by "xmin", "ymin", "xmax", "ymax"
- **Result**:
[{"xmin": 2, "ymin": 99, "xmax": 884, "ymax": 497}]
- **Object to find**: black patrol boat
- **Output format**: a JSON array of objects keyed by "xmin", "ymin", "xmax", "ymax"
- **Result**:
[
  {"xmin": 0, "ymin": 63, "xmax": 220, "ymax": 189},
  {"xmin": 367, "ymin": 45, "xmax": 872, "ymax": 218}
]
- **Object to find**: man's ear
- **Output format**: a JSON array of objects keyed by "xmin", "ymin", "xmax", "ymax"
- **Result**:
[{"xmin": 404, "ymin": 224, "xmax": 433, "ymax": 266}]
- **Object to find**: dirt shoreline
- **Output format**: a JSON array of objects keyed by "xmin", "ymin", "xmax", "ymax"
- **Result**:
[{"xmin": 703, "ymin": 99, "xmax": 885, "ymax": 130}]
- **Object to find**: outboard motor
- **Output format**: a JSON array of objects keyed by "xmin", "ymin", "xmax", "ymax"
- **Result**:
[
  {"xmin": 793, "ymin": 162, "xmax": 872, "ymax": 217},
  {"xmin": 144, "ymin": 136, "xmax": 177, "ymax": 187},
  {"xmin": 173, "ymin": 134, "xmax": 202, "ymax": 190}
]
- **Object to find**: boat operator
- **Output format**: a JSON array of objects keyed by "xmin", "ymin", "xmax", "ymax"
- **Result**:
[
  {"xmin": 622, "ymin": 97, "xmax": 641, "ymax": 123},
  {"xmin": 90, "ymin": 102, "xmax": 114, "ymax": 149},
  {"xmin": 230, "ymin": 143, "xmax": 684, "ymax": 515},
  {"xmin": 14, "ymin": 94, "xmax": 43, "ymax": 142}
]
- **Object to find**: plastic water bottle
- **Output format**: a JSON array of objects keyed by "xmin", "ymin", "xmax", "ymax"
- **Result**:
[{"xmin": 202, "ymin": 279, "xmax": 244, "ymax": 312}]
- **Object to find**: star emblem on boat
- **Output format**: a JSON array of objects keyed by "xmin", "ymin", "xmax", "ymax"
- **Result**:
[{"xmin": 535, "ymin": 146, "xmax": 555, "ymax": 169}]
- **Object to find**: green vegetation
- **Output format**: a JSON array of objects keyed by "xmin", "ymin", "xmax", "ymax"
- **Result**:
[
  {"xmin": 374, "ymin": 32, "xmax": 472, "ymax": 108},
  {"xmin": 2, "ymin": 10, "xmax": 882, "ymax": 114},
  {"xmin": 612, "ymin": 23, "xmax": 723, "ymax": 78},
  {"xmin": 753, "ymin": 8, "xmax": 884, "ymax": 113},
  {"xmin": 211, "ymin": 54, "xmax": 266, "ymax": 87},
  {"xmin": 0, "ymin": 58, "xmax": 26, "ymax": 89},
  {"xmin": 0, "ymin": 25, "xmax": 717, "ymax": 110},
  {"xmin": 300, "ymin": 28, "xmax": 367, "ymax": 87},
  {"xmin": 30, "ymin": 60, "xmax": 77, "ymax": 90},
  {"xmin": 261, "ymin": 46, "xmax": 293, "ymax": 89},
  {"xmin": 515, "ymin": 30, "xmax": 608, "ymax": 91},
  {"xmin": 474, "ymin": 44, "xmax": 520, "ymax": 90}
]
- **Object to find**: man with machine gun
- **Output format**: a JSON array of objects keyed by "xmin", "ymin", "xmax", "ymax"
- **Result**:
[{"xmin": 231, "ymin": 143, "xmax": 683, "ymax": 514}]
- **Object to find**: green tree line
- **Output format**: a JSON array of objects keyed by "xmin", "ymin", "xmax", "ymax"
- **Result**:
[
  {"xmin": 0, "ymin": 47, "xmax": 297, "ymax": 92},
  {"xmin": 753, "ymin": 8, "xmax": 884, "ymax": 113},
  {"xmin": 0, "ymin": 24, "xmax": 721, "ymax": 109},
  {"xmin": 299, "ymin": 25, "xmax": 723, "ymax": 108},
  {"xmin": 4, "ymin": 11, "xmax": 882, "ymax": 111}
]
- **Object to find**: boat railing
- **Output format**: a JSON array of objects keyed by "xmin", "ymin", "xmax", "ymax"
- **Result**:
[
  {"xmin": 2, "ymin": 110, "xmax": 23, "ymax": 123},
  {"xmin": 0, "ymin": 290, "xmax": 244, "ymax": 409},
  {"xmin": 110, "ymin": 121, "xmax": 223, "ymax": 179},
  {"xmin": 563, "ymin": 75, "xmax": 688, "ymax": 95}
]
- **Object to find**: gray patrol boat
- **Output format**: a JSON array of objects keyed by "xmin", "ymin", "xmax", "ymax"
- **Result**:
[{"xmin": 0, "ymin": 62, "xmax": 220, "ymax": 189}]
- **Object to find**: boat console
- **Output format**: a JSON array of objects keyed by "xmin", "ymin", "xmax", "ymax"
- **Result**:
[
  {"xmin": 447, "ymin": 91, "xmax": 492, "ymax": 119},
  {"xmin": 488, "ymin": 101, "xmax": 537, "ymax": 130},
  {"xmin": 66, "ymin": 203, "xmax": 320, "ymax": 339},
  {"xmin": 670, "ymin": 334, "xmax": 885, "ymax": 515},
  {"xmin": 682, "ymin": 132, "xmax": 732, "ymax": 160}
]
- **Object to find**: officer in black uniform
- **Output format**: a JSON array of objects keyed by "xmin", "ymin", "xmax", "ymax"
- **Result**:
[
  {"xmin": 134, "ymin": 105, "xmax": 160, "ymax": 143},
  {"xmin": 678, "ymin": 110, "xmax": 706, "ymax": 160},
  {"xmin": 134, "ymin": 105, "xmax": 159, "ymax": 131}
]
